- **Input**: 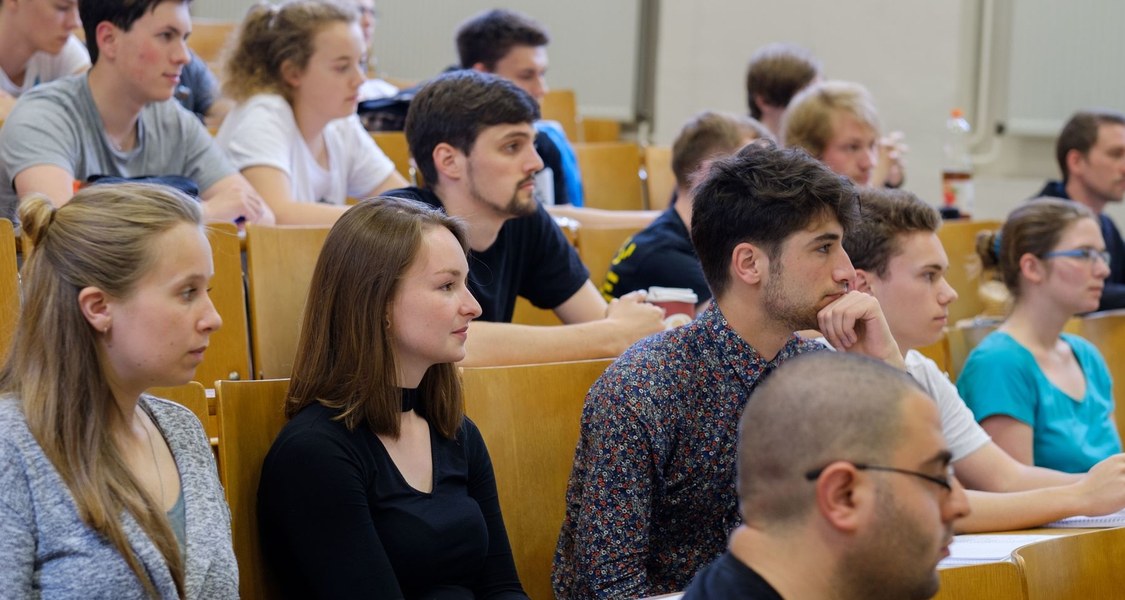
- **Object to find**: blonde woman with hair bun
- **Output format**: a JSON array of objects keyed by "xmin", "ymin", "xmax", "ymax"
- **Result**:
[{"xmin": 0, "ymin": 184, "xmax": 237, "ymax": 598}]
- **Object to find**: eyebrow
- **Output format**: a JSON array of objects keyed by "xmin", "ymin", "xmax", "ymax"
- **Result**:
[
  {"xmin": 500, "ymin": 130, "xmax": 533, "ymax": 142},
  {"xmin": 809, "ymin": 232, "xmax": 841, "ymax": 245},
  {"xmin": 920, "ymin": 449, "xmax": 954, "ymax": 469}
]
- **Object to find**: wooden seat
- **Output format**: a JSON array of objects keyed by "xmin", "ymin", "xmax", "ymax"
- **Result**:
[
  {"xmin": 1014, "ymin": 527, "xmax": 1125, "ymax": 600},
  {"xmin": 578, "ymin": 225, "xmax": 646, "ymax": 289},
  {"xmin": 187, "ymin": 18, "xmax": 237, "ymax": 67},
  {"xmin": 934, "ymin": 562, "xmax": 1028, "ymax": 600},
  {"xmin": 641, "ymin": 145, "xmax": 675, "ymax": 211},
  {"xmin": 1066, "ymin": 309, "xmax": 1125, "ymax": 436},
  {"xmin": 0, "ymin": 219, "xmax": 18, "ymax": 364},
  {"xmin": 937, "ymin": 219, "xmax": 1002, "ymax": 325},
  {"xmin": 370, "ymin": 131, "xmax": 417, "ymax": 185},
  {"xmin": 215, "ymin": 378, "xmax": 290, "ymax": 600},
  {"xmin": 148, "ymin": 381, "xmax": 212, "ymax": 439},
  {"xmin": 581, "ymin": 118, "xmax": 621, "ymax": 143},
  {"xmin": 540, "ymin": 89, "xmax": 579, "ymax": 141},
  {"xmin": 946, "ymin": 318, "xmax": 1002, "ymax": 382},
  {"xmin": 574, "ymin": 142, "xmax": 645, "ymax": 211},
  {"xmin": 245, "ymin": 225, "xmax": 331, "ymax": 379},
  {"xmin": 461, "ymin": 359, "xmax": 613, "ymax": 600},
  {"xmin": 199, "ymin": 223, "xmax": 252, "ymax": 386}
]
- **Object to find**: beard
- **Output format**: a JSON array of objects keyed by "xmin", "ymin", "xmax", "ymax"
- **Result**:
[
  {"xmin": 467, "ymin": 162, "xmax": 537, "ymax": 218},
  {"xmin": 835, "ymin": 482, "xmax": 945, "ymax": 600},
  {"xmin": 762, "ymin": 259, "xmax": 821, "ymax": 332}
]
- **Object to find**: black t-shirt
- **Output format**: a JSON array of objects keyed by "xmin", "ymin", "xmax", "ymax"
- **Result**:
[
  {"xmin": 601, "ymin": 207, "xmax": 712, "ymax": 303},
  {"xmin": 383, "ymin": 187, "xmax": 589, "ymax": 322},
  {"xmin": 258, "ymin": 403, "xmax": 529, "ymax": 600},
  {"xmin": 681, "ymin": 552, "xmax": 784, "ymax": 600}
]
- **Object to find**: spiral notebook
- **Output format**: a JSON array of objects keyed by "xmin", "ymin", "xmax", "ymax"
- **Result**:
[{"xmin": 1045, "ymin": 507, "xmax": 1125, "ymax": 528}]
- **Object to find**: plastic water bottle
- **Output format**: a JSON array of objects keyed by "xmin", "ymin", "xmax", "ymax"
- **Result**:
[{"xmin": 942, "ymin": 108, "xmax": 974, "ymax": 218}]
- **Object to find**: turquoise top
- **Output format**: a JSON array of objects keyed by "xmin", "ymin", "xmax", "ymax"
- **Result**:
[{"xmin": 958, "ymin": 331, "xmax": 1121, "ymax": 473}]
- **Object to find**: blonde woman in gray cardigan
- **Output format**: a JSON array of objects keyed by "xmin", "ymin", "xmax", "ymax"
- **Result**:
[{"xmin": 0, "ymin": 184, "xmax": 237, "ymax": 599}]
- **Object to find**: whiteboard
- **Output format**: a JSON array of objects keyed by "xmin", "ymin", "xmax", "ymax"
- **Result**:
[{"xmin": 1006, "ymin": 0, "xmax": 1125, "ymax": 137}]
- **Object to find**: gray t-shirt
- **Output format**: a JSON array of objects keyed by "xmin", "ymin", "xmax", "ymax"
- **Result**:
[{"xmin": 0, "ymin": 74, "xmax": 234, "ymax": 221}]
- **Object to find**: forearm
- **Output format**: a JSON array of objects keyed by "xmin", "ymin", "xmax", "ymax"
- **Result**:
[
  {"xmin": 263, "ymin": 200, "xmax": 349, "ymax": 225},
  {"xmin": 461, "ymin": 320, "xmax": 629, "ymax": 367},
  {"xmin": 957, "ymin": 487, "xmax": 1087, "ymax": 533}
]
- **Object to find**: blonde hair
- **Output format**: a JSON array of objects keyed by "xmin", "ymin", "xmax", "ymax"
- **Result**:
[
  {"xmin": 782, "ymin": 80, "xmax": 881, "ymax": 158},
  {"xmin": 1, "ymin": 184, "xmax": 203, "ymax": 598},
  {"xmin": 223, "ymin": 0, "xmax": 357, "ymax": 103}
]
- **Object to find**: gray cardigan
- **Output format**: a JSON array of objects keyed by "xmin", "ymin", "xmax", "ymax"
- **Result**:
[{"xmin": 0, "ymin": 395, "xmax": 238, "ymax": 599}]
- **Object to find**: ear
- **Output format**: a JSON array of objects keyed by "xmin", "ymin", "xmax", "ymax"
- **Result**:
[
  {"xmin": 854, "ymin": 269, "xmax": 875, "ymax": 294},
  {"xmin": 1065, "ymin": 148, "xmax": 1086, "ymax": 177},
  {"xmin": 432, "ymin": 142, "xmax": 465, "ymax": 181},
  {"xmin": 280, "ymin": 59, "xmax": 302, "ymax": 90},
  {"xmin": 471, "ymin": 62, "xmax": 489, "ymax": 73},
  {"xmin": 95, "ymin": 21, "xmax": 119, "ymax": 62},
  {"xmin": 815, "ymin": 462, "xmax": 870, "ymax": 534},
  {"xmin": 752, "ymin": 92, "xmax": 773, "ymax": 111},
  {"xmin": 78, "ymin": 286, "xmax": 112, "ymax": 334},
  {"xmin": 1018, "ymin": 252, "xmax": 1046, "ymax": 285},
  {"xmin": 730, "ymin": 241, "xmax": 767, "ymax": 287}
]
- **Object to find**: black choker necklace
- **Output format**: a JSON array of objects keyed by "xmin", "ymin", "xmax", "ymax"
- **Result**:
[{"xmin": 401, "ymin": 387, "xmax": 420, "ymax": 412}]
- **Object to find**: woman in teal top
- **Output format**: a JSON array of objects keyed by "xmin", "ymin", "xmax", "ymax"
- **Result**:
[{"xmin": 958, "ymin": 198, "xmax": 1121, "ymax": 473}]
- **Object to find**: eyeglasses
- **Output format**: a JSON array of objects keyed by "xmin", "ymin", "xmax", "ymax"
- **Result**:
[
  {"xmin": 805, "ymin": 461, "xmax": 954, "ymax": 492},
  {"xmin": 1042, "ymin": 247, "xmax": 1111, "ymax": 265}
]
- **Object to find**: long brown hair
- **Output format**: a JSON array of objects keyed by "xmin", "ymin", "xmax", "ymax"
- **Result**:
[
  {"xmin": 0, "ymin": 184, "xmax": 203, "ymax": 598},
  {"xmin": 287, "ymin": 197, "xmax": 468, "ymax": 439}
]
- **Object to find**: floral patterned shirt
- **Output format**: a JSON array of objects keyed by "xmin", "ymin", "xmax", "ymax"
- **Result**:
[{"xmin": 552, "ymin": 303, "xmax": 822, "ymax": 599}]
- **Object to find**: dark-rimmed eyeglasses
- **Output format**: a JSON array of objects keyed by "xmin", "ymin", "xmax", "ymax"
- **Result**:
[
  {"xmin": 805, "ymin": 462, "xmax": 953, "ymax": 492},
  {"xmin": 1043, "ymin": 247, "xmax": 1111, "ymax": 265}
]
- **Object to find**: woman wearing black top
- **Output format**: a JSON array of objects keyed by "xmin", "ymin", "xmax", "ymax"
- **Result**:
[{"xmin": 258, "ymin": 197, "xmax": 529, "ymax": 599}]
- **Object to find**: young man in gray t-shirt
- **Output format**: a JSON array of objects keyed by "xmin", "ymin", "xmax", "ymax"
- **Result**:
[{"xmin": 0, "ymin": 0, "xmax": 272, "ymax": 225}]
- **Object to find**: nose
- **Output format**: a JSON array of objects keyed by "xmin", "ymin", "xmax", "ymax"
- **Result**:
[
  {"xmin": 527, "ymin": 145, "xmax": 545, "ymax": 175},
  {"xmin": 860, "ymin": 146, "xmax": 876, "ymax": 171},
  {"xmin": 463, "ymin": 288, "xmax": 482, "ymax": 320},
  {"xmin": 66, "ymin": 5, "xmax": 81, "ymax": 30},
  {"xmin": 172, "ymin": 37, "xmax": 190, "ymax": 65},
  {"xmin": 943, "ymin": 475, "xmax": 972, "ymax": 523},
  {"xmin": 835, "ymin": 252, "xmax": 858, "ymax": 288},
  {"xmin": 199, "ymin": 292, "xmax": 223, "ymax": 334},
  {"xmin": 938, "ymin": 276, "xmax": 959, "ymax": 305},
  {"xmin": 535, "ymin": 76, "xmax": 549, "ymax": 101},
  {"xmin": 1094, "ymin": 254, "xmax": 1111, "ymax": 279}
]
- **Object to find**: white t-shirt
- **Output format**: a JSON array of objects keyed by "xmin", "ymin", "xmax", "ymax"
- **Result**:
[
  {"xmin": 811, "ymin": 339, "xmax": 992, "ymax": 463},
  {"xmin": 0, "ymin": 36, "xmax": 89, "ymax": 97},
  {"xmin": 904, "ymin": 349, "xmax": 992, "ymax": 462},
  {"xmin": 216, "ymin": 93, "xmax": 396, "ymax": 205}
]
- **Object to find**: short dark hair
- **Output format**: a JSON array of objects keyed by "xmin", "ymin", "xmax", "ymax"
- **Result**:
[
  {"xmin": 846, "ymin": 188, "xmax": 941, "ymax": 278},
  {"xmin": 405, "ymin": 70, "xmax": 540, "ymax": 187},
  {"xmin": 456, "ymin": 8, "xmax": 549, "ymax": 70},
  {"xmin": 81, "ymin": 0, "xmax": 191, "ymax": 64},
  {"xmin": 671, "ymin": 111, "xmax": 771, "ymax": 190},
  {"xmin": 745, "ymin": 43, "xmax": 821, "ymax": 119},
  {"xmin": 691, "ymin": 141, "xmax": 858, "ymax": 299},
  {"xmin": 1056, "ymin": 110, "xmax": 1125, "ymax": 179}
]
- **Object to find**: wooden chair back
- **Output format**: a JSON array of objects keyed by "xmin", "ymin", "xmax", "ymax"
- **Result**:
[
  {"xmin": 245, "ymin": 226, "xmax": 331, "ymax": 379},
  {"xmin": 187, "ymin": 19, "xmax": 237, "ymax": 67},
  {"xmin": 0, "ymin": 219, "xmax": 18, "ymax": 364},
  {"xmin": 370, "ymin": 131, "xmax": 416, "ymax": 185},
  {"xmin": 215, "ymin": 378, "xmax": 290, "ymax": 600},
  {"xmin": 938, "ymin": 219, "xmax": 1002, "ymax": 325},
  {"xmin": 1065, "ymin": 309, "xmax": 1125, "ymax": 435},
  {"xmin": 578, "ymin": 226, "xmax": 646, "ymax": 289},
  {"xmin": 198, "ymin": 223, "xmax": 252, "ymax": 387},
  {"xmin": 1014, "ymin": 528, "xmax": 1125, "ymax": 600},
  {"xmin": 581, "ymin": 118, "xmax": 621, "ymax": 143},
  {"xmin": 574, "ymin": 142, "xmax": 645, "ymax": 211},
  {"xmin": 540, "ymin": 89, "xmax": 579, "ymax": 141},
  {"xmin": 945, "ymin": 318, "xmax": 1002, "ymax": 382},
  {"xmin": 641, "ymin": 145, "xmax": 676, "ymax": 211},
  {"xmin": 461, "ymin": 359, "xmax": 613, "ymax": 600},
  {"xmin": 149, "ymin": 382, "xmax": 213, "ymax": 439},
  {"xmin": 934, "ymin": 562, "xmax": 1028, "ymax": 600}
]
